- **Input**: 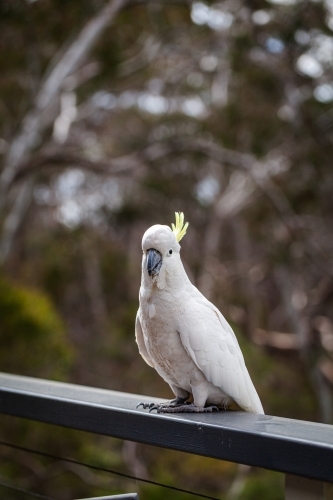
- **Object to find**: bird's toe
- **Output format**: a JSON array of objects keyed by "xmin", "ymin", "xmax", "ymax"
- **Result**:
[
  {"xmin": 136, "ymin": 402, "xmax": 155, "ymax": 410},
  {"xmin": 205, "ymin": 405, "xmax": 219, "ymax": 412}
]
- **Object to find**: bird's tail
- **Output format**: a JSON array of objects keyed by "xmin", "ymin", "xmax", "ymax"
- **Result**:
[{"xmin": 241, "ymin": 372, "xmax": 265, "ymax": 415}]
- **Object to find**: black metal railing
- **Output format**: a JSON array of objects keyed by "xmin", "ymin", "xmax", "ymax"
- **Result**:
[{"xmin": 0, "ymin": 372, "xmax": 333, "ymax": 500}]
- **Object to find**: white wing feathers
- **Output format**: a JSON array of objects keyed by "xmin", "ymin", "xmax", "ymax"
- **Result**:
[
  {"xmin": 135, "ymin": 312, "xmax": 154, "ymax": 368},
  {"xmin": 178, "ymin": 296, "xmax": 264, "ymax": 414}
]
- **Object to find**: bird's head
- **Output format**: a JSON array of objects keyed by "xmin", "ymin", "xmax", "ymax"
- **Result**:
[{"xmin": 141, "ymin": 213, "xmax": 189, "ymax": 284}]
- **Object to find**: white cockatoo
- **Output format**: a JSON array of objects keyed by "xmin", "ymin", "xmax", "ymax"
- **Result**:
[{"xmin": 136, "ymin": 213, "xmax": 264, "ymax": 414}]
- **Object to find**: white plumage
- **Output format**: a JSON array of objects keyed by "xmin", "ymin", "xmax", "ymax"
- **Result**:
[{"xmin": 136, "ymin": 217, "xmax": 264, "ymax": 414}]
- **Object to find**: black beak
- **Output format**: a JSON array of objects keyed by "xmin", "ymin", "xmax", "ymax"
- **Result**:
[{"xmin": 146, "ymin": 249, "xmax": 162, "ymax": 276}]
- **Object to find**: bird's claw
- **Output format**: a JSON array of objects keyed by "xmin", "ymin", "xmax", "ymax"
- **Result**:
[
  {"xmin": 136, "ymin": 402, "xmax": 155, "ymax": 410},
  {"xmin": 148, "ymin": 403, "xmax": 181, "ymax": 413},
  {"xmin": 137, "ymin": 398, "xmax": 188, "ymax": 412},
  {"xmin": 148, "ymin": 405, "xmax": 159, "ymax": 413},
  {"xmin": 206, "ymin": 405, "xmax": 219, "ymax": 412}
]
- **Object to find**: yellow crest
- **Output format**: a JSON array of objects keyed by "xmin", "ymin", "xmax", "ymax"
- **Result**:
[{"xmin": 171, "ymin": 212, "xmax": 189, "ymax": 242}]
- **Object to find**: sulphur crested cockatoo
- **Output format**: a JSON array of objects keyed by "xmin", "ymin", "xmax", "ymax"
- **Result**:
[{"xmin": 136, "ymin": 213, "xmax": 264, "ymax": 414}]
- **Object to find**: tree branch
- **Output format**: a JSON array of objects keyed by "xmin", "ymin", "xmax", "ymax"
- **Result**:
[
  {"xmin": 0, "ymin": 0, "xmax": 129, "ymax": 209},
  {"xmin": 0, "ymin": 180, "xmax": 35, "ymax": 264},
  {"xmin": 8, "ymin": 152, "xmax": 143, "ymax": 187},
  {"xmin": 141, "ymin": 137, "xmax": 297, "ymax": 224},
  {"xmin": 253, "ymin": 329, "xmax": 299, "ymax": 350}
]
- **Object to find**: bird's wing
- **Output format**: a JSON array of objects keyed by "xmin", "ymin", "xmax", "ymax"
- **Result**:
[
  {"xmin": 178, "ymin": 294, "xmax": 264, "ymax": 414},
  {"xmin": 135, "ymin": 310, "xmax": 154, "ymax": 368}
]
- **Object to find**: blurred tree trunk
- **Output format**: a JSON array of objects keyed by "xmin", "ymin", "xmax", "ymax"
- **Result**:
[
  {"xmin": 197, "ymin": 210, "xmax": 223, "ymax": 300},
  {"xmin": 83, "ymin": 239, "xmax": 108, "ymax": 336},
  {"xmin": 0, "ymin": 180, "xmax": 34, "ymax": 264},
  {"xmin": 232, "ymin": 217, "xmax": 258, "ymax": 339},
  {"xmin": 276, "ymin": 265, "xmax": 333, "ymax": 423},
  {"xmin": 0, "ymin": 0, "xmax": 129, "ymax": 264}
]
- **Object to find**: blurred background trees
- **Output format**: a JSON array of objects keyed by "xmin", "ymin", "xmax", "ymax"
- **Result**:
[{"xmin": 1, "ymin": 0, "xmax": 333, "ymax": 498}]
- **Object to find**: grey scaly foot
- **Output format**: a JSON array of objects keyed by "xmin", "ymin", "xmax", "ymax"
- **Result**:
[
  {"xmin": 151, "ymin": 403, "xmax": 219, "ymax": 413},
  {"xmin": 137, "ymin": 396, "xmax": 188, "ymax": 411},
  {"xmin": 164, "ymin": 396, "xmax": 189, "ymax": 406}
]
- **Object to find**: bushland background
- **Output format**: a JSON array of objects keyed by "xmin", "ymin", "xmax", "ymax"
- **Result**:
[{"xmin": 1, "ymin": 0, "xmax": 333, "ymax": 498}]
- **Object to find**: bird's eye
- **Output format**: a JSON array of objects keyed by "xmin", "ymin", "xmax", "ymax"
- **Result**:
[{"xmin": 169, "ymin": 249, "xmax": 173, "ymax": 255}]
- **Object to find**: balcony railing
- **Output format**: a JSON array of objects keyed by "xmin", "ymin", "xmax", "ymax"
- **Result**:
[{"xmin": 0, "ymin": 372, "xmax": 332, "ymax": 500}]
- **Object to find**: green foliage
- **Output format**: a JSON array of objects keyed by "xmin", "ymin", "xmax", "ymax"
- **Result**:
[
  {"xmin": 238, "ymin": 470, "xmax": 284, "ymax": 500},
  {"xmin": 236, "ymin": 328, "xmax": 317, "ymax": 421},
  {"xmin": 0, "ymin": 274, "xmax": 72, "ymax": 379}
]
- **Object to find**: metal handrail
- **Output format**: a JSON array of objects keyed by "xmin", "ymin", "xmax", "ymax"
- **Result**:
[{"xmin": 0, "ymin": 372, "xmax": 333, "ymax": 490}]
